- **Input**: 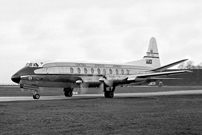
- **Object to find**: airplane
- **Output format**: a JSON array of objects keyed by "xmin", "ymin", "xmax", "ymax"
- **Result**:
[{"xmin": 11, "ymin": 37, "xmax": 191, "ymax": 99}]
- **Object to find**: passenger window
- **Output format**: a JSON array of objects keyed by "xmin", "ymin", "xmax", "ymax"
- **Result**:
[
  {"xmin": 116, "ymin": 69, "xmax": 119, "ymax": 75},
  {"xmin": 109, "ymin": 69, "xmax": 112, "ymax": 74},
  {"xmin": 77, "ymin": 68, "xmax": 81, "ymax": 74},
  {"xmin": 121, "ymin": 69, "xmax": 124, "ymax": 75},
  {"xmin": 84, "ymin": 68, "xmax": 87, "ymax": 74},
  {"xmin": 91, "ymin": 68, "xmax": 94, "ymax": 74},
  {"xmin": 103, "ymin": 69, "xmax": 106, "ymax": 75},
  {"xmin": 70, "ymin": 67, "xmax": 74, "ymax": 73},
  {"xmin": 97, "ymin": 68, "xmax": 101, "ymax": 74}
]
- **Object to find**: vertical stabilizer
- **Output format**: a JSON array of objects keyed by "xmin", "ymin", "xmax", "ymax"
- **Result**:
[
  {"xmin": 145, "ymin": 37, "xmax": 159, "ymax": 58},
  {"xmin": 126, "ymin": 37, "xmax": 161, "ymax": 68},
  {"xmin": 143, "ymin": 37, "xmax": 161, "ymax": 67}
]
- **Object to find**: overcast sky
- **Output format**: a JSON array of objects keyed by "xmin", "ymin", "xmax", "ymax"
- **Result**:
[{"xmin": 0, "ymin": 0, "xmax": 202, "ymax": 84}]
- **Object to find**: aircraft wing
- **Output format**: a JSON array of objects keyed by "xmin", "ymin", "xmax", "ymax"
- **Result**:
[
  {"xmin": 151, "ymin": 59, "xmax": 188, "ymax": 72},
  {"xmin": 127, "ymin": 70, "xmax": 191, "ymax": 81}
]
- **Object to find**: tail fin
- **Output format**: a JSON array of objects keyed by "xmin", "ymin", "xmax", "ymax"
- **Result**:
[
  {"xmin": 145, "ymin": 37, "xmax": 159, "ymax": 59},
  {"xmin": 143, "ymin": 37, "xmax": 161, "ymax": 67},
  {"xmin": 126, "ymin": 37, "xmax": 161, "ymax": 68}
]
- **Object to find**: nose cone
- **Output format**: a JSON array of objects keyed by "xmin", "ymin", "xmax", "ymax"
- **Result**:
[{"xmin": 11, "ymin": 74, "xmax": 21, "ymax": 84}]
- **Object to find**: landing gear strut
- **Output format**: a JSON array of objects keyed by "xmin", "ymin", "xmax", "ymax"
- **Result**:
[{"xmin": 64, "ymin": 88, "xmax": 73, "ymax": 97}]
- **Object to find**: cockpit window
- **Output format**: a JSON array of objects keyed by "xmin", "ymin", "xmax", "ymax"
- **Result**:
[
  {"xmin": 25, "ymin": 63, "xmax": 39, "ymax": 67},
  {"xmin": 34, "ymin": 63, "xmax": 39, "ymax": 67}
]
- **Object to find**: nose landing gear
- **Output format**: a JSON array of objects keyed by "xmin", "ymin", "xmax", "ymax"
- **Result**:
[
  {"xmin": 33, "ymin": 94, "xmax": 40, "ymax": 99},
  {"xmin": 32, "ymin": 90, "xmax": 40, "ymax": 99}
]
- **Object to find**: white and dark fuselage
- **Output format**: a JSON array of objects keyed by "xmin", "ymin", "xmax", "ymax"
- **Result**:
[{"xmin": 16, "ymin": 62, "xmax": 154, "ymax": 88}]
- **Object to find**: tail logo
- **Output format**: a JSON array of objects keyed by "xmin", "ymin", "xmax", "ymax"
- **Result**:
[{"xmin": 146, "ymin": 59, "xmax": 152, "ymax": 64}]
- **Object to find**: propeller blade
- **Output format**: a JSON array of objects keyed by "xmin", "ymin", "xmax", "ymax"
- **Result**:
[
  {"xmin": 39, "ymin": 87, "xmax": 49, "ymax": 93},
  {"xmin": 20, "ymin": 88, "xmax": 25, "ymax": 92},
  {"xmin": 79, "ymin": 83, "xmax": 89, "ymax": 94},
  {"xmin": 98, "ymin": 83, "xmax": 104, "ymax": 94}
]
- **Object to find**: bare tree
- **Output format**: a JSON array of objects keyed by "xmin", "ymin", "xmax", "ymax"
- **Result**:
[
  {"xmin": 178, "ymin": 62, "xmax": 186, "ymax": 69},
  {"xmin": 196, "ymin": 62, "xmax": 202, "ymax": 69},
  {"xmin": 186, "ymin": 61, "xmax": 195, "ymax": 69},
  {"xmin": 178, "ymin": 61, "xmax": 202, "ymax": 69}
]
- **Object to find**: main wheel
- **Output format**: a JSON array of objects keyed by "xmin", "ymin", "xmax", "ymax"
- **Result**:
[
  {"xmin": 33, "ymin": 94, "xmax": 40, "ymax": 99},
  {"xmin": 104, "ymin": 91, "xmax": 114, "ymax": 98},
  {"xmin": 64, "ymin": 91, "xmax": 73, "ymax": 97}
]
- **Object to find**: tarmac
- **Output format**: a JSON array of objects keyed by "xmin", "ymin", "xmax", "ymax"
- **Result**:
[{"xmin": 1, "ymin": 90, "xmax": 202, "ymax": 102}]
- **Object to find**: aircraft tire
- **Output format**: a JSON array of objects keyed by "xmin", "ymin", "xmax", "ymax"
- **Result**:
[
  {"xmin": 33, "ymin": 94, "xmax": 40, "ymax": 99},
  {"xmin": 64, "ymin": 91, "xmax": 73, "ymax": 97},
  {"xmin": 104, "ymin": 91, "xmax": 114, "ymax": 98}
]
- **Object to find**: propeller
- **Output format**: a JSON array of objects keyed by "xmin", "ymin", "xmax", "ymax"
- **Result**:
[
  {"xmin": 79, "ymin": 83, "xmax": 89, "ymax": 94},
  {"xmin": 98, "ymin": 83, "xmax": 105, "ymax": 94},
  {"xmin": 20, "ymin": 84, "xmax": 26, "ymax": 92},
  {"xmin": 99, "ymin": 77, "xmax": 114, "ymax": 87},
  {"xmin": 76, "ymin": 76, "xmax": 115, "ymax": 94}
]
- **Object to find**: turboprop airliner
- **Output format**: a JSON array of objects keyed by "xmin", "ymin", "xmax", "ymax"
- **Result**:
[{"xmin": 11, "ymin": 37, "xmax": 191, "ymax": 99}]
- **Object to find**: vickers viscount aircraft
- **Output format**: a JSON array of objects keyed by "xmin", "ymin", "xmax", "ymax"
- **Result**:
[{"xmin": 11, "ymin": 37, "xmax": 191, "ymax": 99}]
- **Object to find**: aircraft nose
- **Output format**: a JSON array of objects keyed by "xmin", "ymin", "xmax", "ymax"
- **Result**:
[{"xmin": 11, "ymin": 74, "xmax": 21, "ymax": 84}]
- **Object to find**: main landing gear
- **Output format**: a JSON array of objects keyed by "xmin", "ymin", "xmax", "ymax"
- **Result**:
[
  {"xmin": 104, "ymin": 86, "xmax": 115, "ymax": 98},
  {"xmin": 64, "ymin": 88, "xmax": 73, "ymax": 97}
]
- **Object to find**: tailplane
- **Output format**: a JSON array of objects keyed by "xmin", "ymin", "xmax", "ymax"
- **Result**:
[{"xmin": 126, "ymin": 37, "xmax": 161, "ymax": 68}]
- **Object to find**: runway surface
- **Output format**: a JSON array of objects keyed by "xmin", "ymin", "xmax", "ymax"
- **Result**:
[{"xmin": 1, "ymin": 90, "xmax": 202, "ymax": 102}]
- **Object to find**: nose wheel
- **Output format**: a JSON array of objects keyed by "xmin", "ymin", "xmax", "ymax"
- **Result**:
[
  {"xmin": 33, "ymin": 94, "xmax": 40, "ymax": 99},
  {"xmin": 32, "ymin": 90, "xmax": 40, "ymax": 99}
]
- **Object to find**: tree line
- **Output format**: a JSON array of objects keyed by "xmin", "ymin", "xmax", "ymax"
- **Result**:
[{"xmin": 178, "ymin": 61, "xmax": 202, "ymax": 69}]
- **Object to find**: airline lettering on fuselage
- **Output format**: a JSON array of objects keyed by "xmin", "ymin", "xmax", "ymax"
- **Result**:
[
  {"xmin": 75, "ymin": 63, "xmax": 86, "ymax": 67},
  {"xmin": 95, "ymin": 64, "xmax": 105, "ymax": 67},
  {"xmin": 113, "ymin": 65, "xmax": 122, "ymax": 68}
]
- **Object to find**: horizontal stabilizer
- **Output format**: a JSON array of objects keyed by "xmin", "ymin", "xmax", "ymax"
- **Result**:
[
  {"xmin": 149, "ymin": 77, "xmax": 182, "ymax": 80},
  {"xmin": 151, "ymin": 59, "xmax": 188, "ymax": 72},
  {"xmin": 127, "ymin": 70, "xmax": 192, "ymax": 81}
]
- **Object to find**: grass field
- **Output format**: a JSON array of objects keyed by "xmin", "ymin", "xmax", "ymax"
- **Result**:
[
  {"xmin": 1, "ymin": 94, "xmax": 202, "ymax": 135},
  {"xmin": 1, "ymin": 86, "xmax": 202, "ymax": 135}
]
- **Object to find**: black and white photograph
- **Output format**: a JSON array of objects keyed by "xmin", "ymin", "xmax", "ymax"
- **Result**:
[{"xmin": 0, "ymin": 0, "xmax": 202, "ymax": 134}]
